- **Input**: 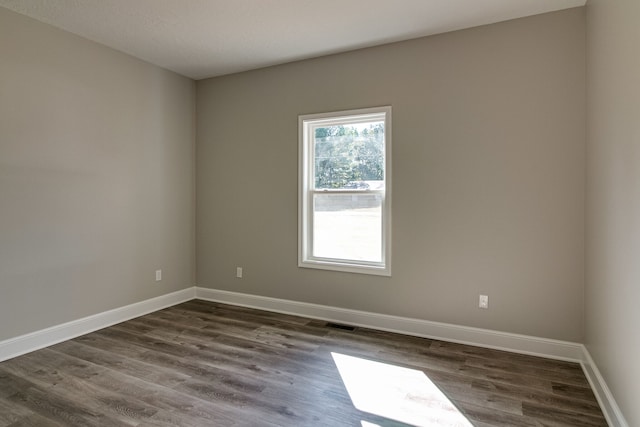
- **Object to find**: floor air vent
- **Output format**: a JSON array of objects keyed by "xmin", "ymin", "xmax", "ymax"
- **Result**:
[{"xmin": 326, "ymin": 322, "xmax": 356, "ymax": 331}]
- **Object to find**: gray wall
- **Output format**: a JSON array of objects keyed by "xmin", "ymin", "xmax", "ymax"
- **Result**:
[
  {"xmin": 586, "ymin": 0, "xmax": 640, "ymax": 425},
  {"xmin": 0, "ymin": 8, "xmax": 196, "ymax": 341},
  {"xmin": 197, "ymin": 8, "xmax": 586, "ymax": 341}
]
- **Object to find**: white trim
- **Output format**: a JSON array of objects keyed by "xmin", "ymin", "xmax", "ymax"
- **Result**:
[
  {"xmin": 580, "ymin": 346, "xmax": 629, "ymax": 427},
  {"xmin": 195, "ymin": 287, "xmax": 583, "ymax": 362},
  {"xmin": 0, "ymin": 287, "xmax": 195, "ymax": 362},
  {"xmin": 0, "ymin": 284, "xmax": 627, "ymax": 426}
]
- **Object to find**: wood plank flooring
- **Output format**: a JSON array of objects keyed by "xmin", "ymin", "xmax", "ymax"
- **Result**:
[{"xmin": 0, "ymin": 300, "xmax": 606, "ymax": 426}]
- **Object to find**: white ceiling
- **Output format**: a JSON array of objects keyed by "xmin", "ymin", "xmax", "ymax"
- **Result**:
[{"xmin": 0, "ymin": 0, "xmax": 585, "ymax": 80}]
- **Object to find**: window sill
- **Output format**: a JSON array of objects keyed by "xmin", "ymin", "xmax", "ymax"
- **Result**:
[{"xmin": 298, "ymin": 259, "xmax": 391, "ymax": 277}]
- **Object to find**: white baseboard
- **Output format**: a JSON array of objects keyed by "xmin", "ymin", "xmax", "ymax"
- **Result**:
[
  {"xmin": 1, "ymin": 285, "xmax": 626, "ymax": 426},
  {"xmin": 194, "ymin": 287, "xmax": 583, "ymax": 362},
  {"xmin": 581, "ymin": 347, "xmax": 629, "ymax": 427},
  {"xmin": 0, "ymin": 287, "xmax": 195, "ymax": 362}
]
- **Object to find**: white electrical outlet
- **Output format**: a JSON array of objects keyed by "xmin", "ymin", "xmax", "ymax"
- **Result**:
[
  {"xmin": 479, "ymin": 294, "xmax": 488, "ymax": 309},
  {"xmin": 236, "ymin": 267, "xmax": 243, "ymax": 278},
  {"xmin": 155, "ymin": 270, "xmax": 162, "ymax": 281}
]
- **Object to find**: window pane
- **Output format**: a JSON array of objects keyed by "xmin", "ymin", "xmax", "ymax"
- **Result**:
[
  {"xmin": 314, "ymin": 122, "xmax": 384, "ymax": 190},
  {"xmin": 313, "ymin": 193, "xmax": 382, "ymax": 262}
]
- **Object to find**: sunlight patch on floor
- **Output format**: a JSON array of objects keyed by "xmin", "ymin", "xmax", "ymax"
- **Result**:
[{"xmin": 332, "ymin": 352, "xmax": 473, "ymax": 427}]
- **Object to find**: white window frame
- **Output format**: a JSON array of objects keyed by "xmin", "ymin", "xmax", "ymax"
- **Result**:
[{"xmin": 298, "ymin": 106, "xmax": 392, "ymax": 276}]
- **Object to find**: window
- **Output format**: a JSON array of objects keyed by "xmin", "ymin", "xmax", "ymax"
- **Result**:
[{"xmin": 299, "ymin": 106, "xmax": 391, "ymax": 276}]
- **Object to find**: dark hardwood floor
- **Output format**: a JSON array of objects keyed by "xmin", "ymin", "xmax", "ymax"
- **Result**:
[{"xmin": 0, "ymin": 300, "xmax": 606, "ymax": 426}]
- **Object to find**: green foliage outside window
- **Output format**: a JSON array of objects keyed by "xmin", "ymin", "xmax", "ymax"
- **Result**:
[{"xmin": 314, "ymin": 123, "xmax": 384, "ymax": 189}]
